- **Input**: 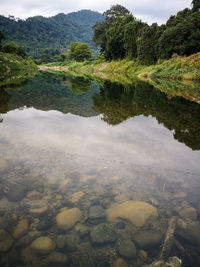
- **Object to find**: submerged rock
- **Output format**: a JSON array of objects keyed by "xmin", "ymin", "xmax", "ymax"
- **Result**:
[
  {"xmin": 0, "ymin": 229, "xmax": 13, "ymax": 252},
  {"xmin": 88, "ymin": 205, "xmax": 106, "ymax": 224},
  {"xmin": 56, "ymin": 208, "xmax": 82, "ymax": 230},
  {"xmin": 107, "ymin": 201, "xmax": 158, "ymax": 227},
  {"xmin": 30, "ymin": 236, "xmax": 55, "ymax": 254},
  {"xmin": 112, "ymin": 258, "xmax": 129, "ymax": 267},
  {"xmin": 132, "ymin": 229, "xmax": 163, "ymax": 249},
  {"xmin": 41, "ymin": 252, "xmax": 67, "ymax": 265},
  {"xmin": 179, "ymin": 207, "xmax": 197, "ymax": 221},
  {"xmin": 184, "ymin": 221, "xmax": 200, "ymax": 246},
  {"xmin": 26, "ymin": 191, "xmax": 42, "ymax": 200},
  {"xmin": 4, "ymin": 182, "xmax": 27, "ymax": 202},
  {"xmin": 71, "ymin": 191, "xmax": 84, "ymax": 203},
  {"xmin": 29, "ymin": 199, "xmax": 48, "ymax": 215},
  {"xmin": 13, "ymin": 218, "xmax": 29, "ymax": 239},
  {"xmin": 118, "ymin": 239, "xmax": 136, "ymax": 259},
  {"xmin": 90, "ymin": 223, "xmax": 117, "ymax": 246}
]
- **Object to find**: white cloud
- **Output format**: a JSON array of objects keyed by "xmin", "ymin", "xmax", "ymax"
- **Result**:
[{"xmin": 0, "ymin": 0, "xmax": 192, "ymax": 24}]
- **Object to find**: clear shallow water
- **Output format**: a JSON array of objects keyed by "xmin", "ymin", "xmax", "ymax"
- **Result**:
[{"xmin": 0, "ymin": 71, "xmax": 200, "ymax": 267}]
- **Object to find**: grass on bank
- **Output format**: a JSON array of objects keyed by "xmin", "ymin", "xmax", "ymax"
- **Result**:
[
  {"xmin": 44, "ymin": 52, "xmax": 200, "ymax": 81},
  {"xmin": 0, "ymin": 52, "xmax": 38, "ymax": 87}
]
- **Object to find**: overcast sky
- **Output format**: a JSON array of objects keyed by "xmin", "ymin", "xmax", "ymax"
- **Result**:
[{"xmin": 0, "ymin": 0, "xmax": 192, "ymax": 25}]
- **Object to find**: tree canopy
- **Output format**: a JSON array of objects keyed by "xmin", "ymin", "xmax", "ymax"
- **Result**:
[
  {"xmin": 93, "ymin": 1, "xmax": 200, "ymax": 64},
  {"xmin": 67, "ymin": 42, "xmax": 92, "ymax": 61}
]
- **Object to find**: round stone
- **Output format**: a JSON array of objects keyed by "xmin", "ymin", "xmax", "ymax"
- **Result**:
[
  {"xmin": 88, "ymin": 205, "xmax": 106, "ymax": 224},
  {"xmin": 56, "ymin": 208, "xmax": 82, "ymax": 230},
  {"xmin": 30, "ymin": 236, "xmax": 55, "ymax": 254},
  {"xmin": 13, "ymin": 218, "xmax": 29, "ymax": 239},
  {"xmin": 0, "ymin": 229, "xmax": 13, "ymax": 252},
  {"xmin": 118, "ymin": 239, "xmax": 136, "ymax": 259},
  {"xmin": 112, "ymin": 258, "xmax": 129, "ymax": 267},
  {"xmin": 107, "ymin": 201, "xmax": 158, "ymax": 227},
  {"xmin": 132, "ymin": 229, "xmax": 163, "ymax": 249},
  {"xmin": 5, "ymin": 183, "xmax": 27, "ymax": 202},
  {"xmin": 179, "ymin": 207, "xmax": 197, "ymax": 221},
  {"xmin": 90, "ymin": 223, "xmax": 117, "ymax": 246}
]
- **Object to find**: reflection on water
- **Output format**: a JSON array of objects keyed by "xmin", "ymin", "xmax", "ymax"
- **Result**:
[{"xmin": 0, "ymin": 71, "xmax": 200, "ymax": 267}]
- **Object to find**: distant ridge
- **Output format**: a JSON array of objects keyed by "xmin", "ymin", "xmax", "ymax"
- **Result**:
[{"xmin": 0, "ymin": 10, "xmax": 104, "ymax": 58}]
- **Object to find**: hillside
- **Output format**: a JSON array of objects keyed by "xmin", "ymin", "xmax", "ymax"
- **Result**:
[{"xmin": 0, "ymin": 10, "xmax": 104, "ymax": 59}]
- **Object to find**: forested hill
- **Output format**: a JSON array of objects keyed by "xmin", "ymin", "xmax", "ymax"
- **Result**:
[{"xmin": 0, "ymin": 10, "xmax": 104, "ymax": 59}]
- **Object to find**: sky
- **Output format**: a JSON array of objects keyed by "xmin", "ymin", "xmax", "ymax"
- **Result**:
[{"xmin": 0, "ymin": 0, "xmax": 192, "ymax": 25}]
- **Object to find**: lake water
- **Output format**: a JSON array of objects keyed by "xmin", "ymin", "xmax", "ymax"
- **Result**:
[{"xmin": 0, "ymin": 71, "xmax": 200, "ymax": 267}]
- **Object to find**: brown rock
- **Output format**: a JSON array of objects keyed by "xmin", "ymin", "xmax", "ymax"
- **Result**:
[
  {"xmin": 56, "ymin": 208, "xmax": 82, "ymax": 230},
  {"xmin": 26, "ymin": 191, "xmax": 42, "ymax": 200},
  {"xmin": 0, "ymin": 229, "xmax": 13, "ymax": 252},
  {"xmin": 71, "ymin": 191, "xmax": 84, "ymax": 203},
  {"xmin": 30, "ymin": 236, "xmax": 55, "ymax": 254},
  {"xmin": 138, "ymin": 250, "xmax": 148, "ymax": 262},
  {"xmin": 112, "ymin": 258, "xmax": 129, "ymax": 267},
  {"xmin": 107, "ymin": 201, "xmax": 158, "ymax": 227},
  {"xmin": 13, "ymin": 218, "xmax": 29, "ymax": 239},
  {"xmin": 179, "ymin": 207, "xmax": 197, "ymax": 221}
]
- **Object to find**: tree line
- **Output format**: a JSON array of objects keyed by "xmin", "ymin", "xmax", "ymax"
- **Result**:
[{"xmin": 93, "ymin": 1, "xmax": 200, "ymax": 64}]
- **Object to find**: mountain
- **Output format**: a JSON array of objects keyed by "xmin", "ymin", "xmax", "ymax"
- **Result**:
[{"xmin": 0, "ymin": 10, "xmax": 104, "ymax": 59}]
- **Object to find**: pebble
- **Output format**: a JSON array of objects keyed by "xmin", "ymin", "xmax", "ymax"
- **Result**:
[
  {"xmin": 0, "ymin": 229, "xmax": 13, "ymax": 252},
  {"xmin": 56, "ymin": 208, "xmax": 82, "ymax": 230},
  {"xmin": 90, "ymin": 223, "xmax": 117, "ymax": 246},
  {"xmin": 30, "ymin": 236, "xmax": 55, "ymax": 254},
  {"xmin": 13, "ymin": 218, "xmax": 29, "ymax": 239},
  {"xmin": 118, "ymin": 239, "xmax": 137, "ymax": 259},
  {"xmin": 112, "ymin": 258, "xmax": 129, "ymax": 267}
]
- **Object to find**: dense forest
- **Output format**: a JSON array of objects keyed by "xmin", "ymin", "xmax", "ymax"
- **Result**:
[
  {"xmin": 0, "ymin": 10, "xmax": 104, "ymax": 60},
  {"xmin": 93, "ymin": 0, "xmax": 200, "ymax": 64}
]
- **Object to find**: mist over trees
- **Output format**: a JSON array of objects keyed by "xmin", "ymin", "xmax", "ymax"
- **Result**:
[{"xmin": 93, "ymin": 1, "xmax": 200, "ymax": 64}]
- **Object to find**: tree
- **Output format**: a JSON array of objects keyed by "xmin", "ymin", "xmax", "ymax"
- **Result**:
[
  {"xmin": 93, "ymin": 5, "xmax": 130, "ymax": 57},
  {"xmin": 103, "ymin": 4, "xmax": 130, "ymax": 24},
  {"xmin": 0, "ymin": 31, "xmax": 5, "ymax": 51},
  {"xmin": 67, "ymin": 42, "xmax": 92, "ymax": 62},
  {"xmin": 192, "ymin": 0, "xmax": 200, "ymax": 11},
  {"xmin": 137, "ymin": 23, "xmax": 163, "ymax": 64},
  {"xmin": 158, "ymin": 10, "xmax": 200, "ymax": 58},
  {"xmin": 2, "ymin": 42, "xmax": 26, "ymax": 58}
]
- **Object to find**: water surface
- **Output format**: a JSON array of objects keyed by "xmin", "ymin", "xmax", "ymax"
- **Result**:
[{"xmin": 0, "ymin": 71, "xmax": 200, "ymax": 267}]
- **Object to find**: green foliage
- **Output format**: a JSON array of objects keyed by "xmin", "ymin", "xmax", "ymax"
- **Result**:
[
  {"xmin": 106, "ymin": 15, "xmax": 142, "ymax": 60},
  {"xmin": 192, "ymin": 0, "xmax": 200, "ymax": 11},
  {"xmin": 103, "ymin": 4, "xmax": 130, "ymax": 24},
  {"xmin": 0, "ymin": 52, "xmax": 37, "ymax": 77},
  {"xmin": 158, "ymin": 9, "xmax": 200, "ymax": 59},
  {"xmin": 0, "ymin": 10, "xmax": 104, "ymax": 59},
  {"xmin": 2, "ymin": 42, "xmax": 26, "ymax": 58},
  {"xmin": 67, "ymin": 42, "xmax": 92, "ymax": 62},
  {"xmin": 137, "ymin": 23, "xmax": 163, "ymax": 65},
  {"xmin": 93, "ymin": 1, "xmax": 200, "ymax": 63},
  {"xmin": 93, "ymin": 5, "xmax": 130, "ymax": 57}
]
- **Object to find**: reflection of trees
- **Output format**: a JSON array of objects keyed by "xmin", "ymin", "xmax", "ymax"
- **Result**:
[
  {"xmin": 93, "ymin": 79, "xmax": 200, "ymax": 150},
  {"xmin": 64, "ymin": 75, "xmax": 92, "ymax": 94},
  {"xmin": 0, "ymin": 72, "xmax": 99, "ymax": 118},
  {"xmin": 0, "ymin": 88, "xmax": 10, "ymax": 114}
]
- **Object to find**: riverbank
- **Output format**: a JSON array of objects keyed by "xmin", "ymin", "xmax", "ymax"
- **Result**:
[
  {"xmin": 0, "ymin": 52, "xmax": 38, "ymax": 88},
  {"xmin": 45, "ymin": 52, "xmax": 200, "ymax": 81}
]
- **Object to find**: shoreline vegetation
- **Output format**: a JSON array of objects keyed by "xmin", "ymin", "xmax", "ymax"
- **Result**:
[
  {"xmin": 43, "ymin": 52, "xmax": 200, "ymax": 82},
  {"xmin": 40, "ymin": 52, "xmax": 200, "ymax": 104},
  {"xmin": 0, "ymin": 52, "xmax": 37, "ymax": 87}
]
